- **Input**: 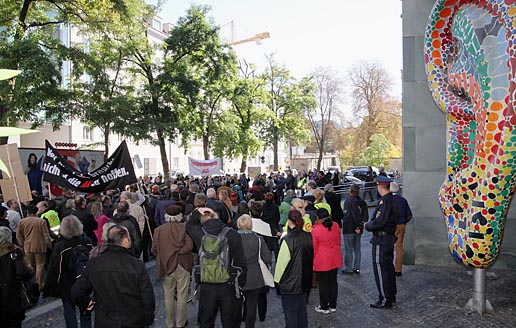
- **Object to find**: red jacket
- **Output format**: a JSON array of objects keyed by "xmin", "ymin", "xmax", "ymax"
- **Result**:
[{"xmin": 312, "ymin": 221, "xmax": 343, "ymax": 272}]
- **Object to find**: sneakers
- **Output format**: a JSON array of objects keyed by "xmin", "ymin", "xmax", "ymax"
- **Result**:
[
  {"xmin": 341, "ymin": 270, "xmax": 353, "ymax": 275},
  {"xmin": 353, "ymin": 269, "xmax": 360, "ymax": 274},
  {"xmin": 314, "ymin": 306, "xmax": 331, "ymax": 314},
  {"xmin": 329, "ymin": 308, "xmax": 337, "ymax": 313}
]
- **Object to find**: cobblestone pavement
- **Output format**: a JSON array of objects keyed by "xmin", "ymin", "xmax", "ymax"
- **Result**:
[{"xmin": 23, "ymin": 229, "xmax": 516, "ymax": 328}]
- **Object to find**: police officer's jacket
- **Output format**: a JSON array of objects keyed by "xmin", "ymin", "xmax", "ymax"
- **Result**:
[
  {"xmin": 274, "ymin": 229, "xmax": 313, "ymax": 295},
  {"xmin": 365, "ymin": 193, "xmax": 398, "ymax": 244}
]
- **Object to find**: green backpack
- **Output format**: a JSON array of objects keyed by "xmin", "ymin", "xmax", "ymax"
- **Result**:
[{"xmin": 199, "ymin": 227, "xmax": 231, "ymax": 283}]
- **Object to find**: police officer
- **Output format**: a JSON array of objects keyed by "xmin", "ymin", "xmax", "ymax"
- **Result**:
[{"xmin": 364, "ymin": 175, "xmax": 398, "ymax": 309}]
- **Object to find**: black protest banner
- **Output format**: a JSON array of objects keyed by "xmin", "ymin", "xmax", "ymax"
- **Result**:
[{"xmin": 42, "ymin": 140, "xmax": 137, "ymax": 193}]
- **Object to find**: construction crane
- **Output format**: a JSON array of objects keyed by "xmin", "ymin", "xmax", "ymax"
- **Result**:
[
  {"xmin": 231, "ymin": 31, "xmax": 270, "ymax": 46},
  {"xmin": 227, "ymin": 21, "xmax": 270, "ymax": 46}
]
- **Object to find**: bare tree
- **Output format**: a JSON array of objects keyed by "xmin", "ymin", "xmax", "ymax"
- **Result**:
[
  {"xmin": 306, "ymin": 67, "xmax": 343, "ymax": 170},
  {"xmin": 349, "ymin": 61, "xmax": 392, "ymax": 148}
]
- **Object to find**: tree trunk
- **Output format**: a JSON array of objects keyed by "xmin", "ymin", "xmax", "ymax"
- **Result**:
[
  {"xmin": 273, "ymin": 138, "xmax": 279, "ymax": 171},
  {"xmin": 157, "ymin": 129, "xmax": 170, "ymax": 178},
  {"xmin": 203, "ymin": 135, "xmax": 210, "ymax": 160},
  {"xmin": 240, "ymin": 156, "xmax": 247, "ymax": 174},
  {"xmin": 103, "ymin": 129, "xmax": 109, "ymax": 161},
  {"xmin": 317, "ymin": 147, "xmax": 323, "ymax": 171}
]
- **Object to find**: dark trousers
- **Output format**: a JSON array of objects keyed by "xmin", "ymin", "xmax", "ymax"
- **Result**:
[
  {"xmin": 62, "ymin": 298, "xmax": 91, "ymax": 328},
  {"xmin": 281, "ymin": 294, "xmax": 308, "ymax": 328},
  {"xmin": 242, "ymin": 288, "xmax": 260, "ymax": 328},
  {"xmin": 316, "ymin": 269, "xmax": 338, "ymax": 310},
  {"xmin": 372, "ymin": 239, "xmax": 397, "ymax": 303},
  {"xmin": 199, "ymin": 283, "xmax": 240, "ymax": 328},
  {"xmin": 257, "ymin": 290, "xmax": 267, "ymax": 320}
]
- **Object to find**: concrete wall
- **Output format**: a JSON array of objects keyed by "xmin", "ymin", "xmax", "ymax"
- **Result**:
[{"xmin": 402, "ymin": 0, "xmax": 516, "ymax": 269}]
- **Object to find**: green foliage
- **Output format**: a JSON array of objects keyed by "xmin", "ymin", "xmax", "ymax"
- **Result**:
[
  {"xmin": 357, "ymin": 133, "xmax": 394, "ymax": 168},
  {"xmin": 161, "ymin": 4, "xmax": 238, "ymax": 158},
  {"xmin": 258, "ymin": 54, "xmax": 314, "ymax": 169},
  {"xmin": 212, "ymin": 61, "xmax": 265, "ymax": 167},
  {"xmin": 0, "ymin": 0, "xmax": 142, "ymax": 133}
]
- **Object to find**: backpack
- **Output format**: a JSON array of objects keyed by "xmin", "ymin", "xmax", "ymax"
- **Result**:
[
  {"xmin": 199, "ymin": 227, "xmax": 231, "ymax": 283},
  {"xmin": 229, "ymin": 191, "xmax": 239, "ymax": 206},
  {"xmin": 66, "ymin": 239, "xmax": 92, "ymax": 282}
]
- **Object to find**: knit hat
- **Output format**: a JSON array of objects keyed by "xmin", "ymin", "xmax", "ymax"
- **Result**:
[{"xmin": 285, "ymin": 189, "xmax": 296, "ymax": 198}]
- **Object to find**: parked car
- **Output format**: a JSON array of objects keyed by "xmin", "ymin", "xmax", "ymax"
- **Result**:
[
  {"xmin": 332, "ymin": 175, "xmax": 365, "ymax": 195},
  {"xmin": 345, "ymin": 166, "xmax": 379, "ymax": 181}
]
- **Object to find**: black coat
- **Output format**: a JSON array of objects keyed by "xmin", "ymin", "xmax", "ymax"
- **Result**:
[
  {"xmin": 72, "ymin": 208, "xmax": 98, "ymax": 245},
  {"xmin": 325, "ymin": 191, "xmax": 344, "ymax": 228},
  {"xmin": 71, "ymin": 246, "xmax": 155, "ymax": 328},
  {"xmin": 343, "ymin": 195, "xmax": 368, "ymax": 234},
  {"xmin": 276, "ymin": 229, "xmax": 313, "ymax": 295},
  {"xmin": 261, "ymin": 201, "xmax": 281, "ymax": 251},
  {"xmin": 0, "ymin": 244, "xmax": 31, "ymax": 325},
  {"xmin": 44, "ymin": 235, "xmax": 93, "ymax": 300},
  {"xmin": 112, "ymin": 213, "xmax": 142, "ymax": 258}
]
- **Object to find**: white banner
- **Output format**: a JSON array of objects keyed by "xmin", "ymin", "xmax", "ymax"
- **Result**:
[{"xmin": 188, "ymin": 157, "xmax": 221, "ymax": 176}]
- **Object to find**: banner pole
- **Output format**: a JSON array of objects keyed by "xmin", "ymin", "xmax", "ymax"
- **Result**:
[{"xmin": 137, "ymin": 182, "xmax": 154, "ymax": 242}]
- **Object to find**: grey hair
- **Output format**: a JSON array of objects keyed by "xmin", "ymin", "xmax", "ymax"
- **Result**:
[
  {"xmin": 65, "ymin": 199, "xmax": 75, "ymax": 209},
  {"xmin": 390, "ymin": 181, "xmax": 400, "ymax": 193},
  {"xmin": 165, "ymin": 213, "xmax": 183, "ymax": 223},
  {"xmin": 189, "ymin": 183, "xmax": 200, "ymax": 193},
  {"xmin": 0, "ymin": 226, "xmax": 12, "ymax": 244},
  {"xmin": 101, "ymin": 222, "xmax": 116, "ymax": 242},
  {"xmin": 60, "ymin": 215, "xmax": 84, "ymax": 239},
  {"xmin": 206, "ymin": 188, "xmax": 216, "ymax": 198},
  {"xmin": 120, "ymin": 191, "xmax": 134, "ymax": 203}
]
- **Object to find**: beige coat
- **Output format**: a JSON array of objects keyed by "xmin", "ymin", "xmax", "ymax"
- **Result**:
[{"xmin": 17, "ymin": 215, "xmax": 51, "ymax": 253}]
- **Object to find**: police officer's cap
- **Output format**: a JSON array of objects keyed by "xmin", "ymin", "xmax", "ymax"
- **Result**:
[{"xmin": 376, "ymin": 175, "xmax": 392, "ymax": 185}]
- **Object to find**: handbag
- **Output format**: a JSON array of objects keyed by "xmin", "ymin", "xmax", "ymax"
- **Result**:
[
  {"xmin": 257, "ymin": 237, "xmax": 275, "ymax": 287},
  {"xmin": 9, "ymin": 251, "xmax": 39, "ymax": 310},
  {"xmin": 20, "ymin": 280, "xmax": 40, "ymax": 310}
]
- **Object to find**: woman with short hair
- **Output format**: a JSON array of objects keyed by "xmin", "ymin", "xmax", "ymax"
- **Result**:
[
  {"xmin": 237, "ymin": 214, "xmax": 271, "ymax": 328},
  {"xmin": 44, "ymin": 216, "xmax": 93, "ymax": 328}
]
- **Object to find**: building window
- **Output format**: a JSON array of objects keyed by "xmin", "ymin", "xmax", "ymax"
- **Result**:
[
  {"xmin": 152, "ymin": 19, "xmax": 161, "ymax": 31},
  {"xmin": 83, "ymin": 127, "xmax": 92, "ymax": 141}
]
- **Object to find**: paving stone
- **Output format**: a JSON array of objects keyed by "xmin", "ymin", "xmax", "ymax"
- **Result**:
[{"xmin": 23, "ymin": 228, "xmax": 516, "ymax": 327}]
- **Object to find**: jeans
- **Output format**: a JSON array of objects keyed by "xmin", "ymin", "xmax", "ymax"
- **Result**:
[
  {"xmin": 163, "ymin": 264, "xmax": 190, "ymax": 328},
  {"xmin": 343, "ymin": 234, "xmax": 361, "ymax": 272},
  {"xmin": 62, "ymin": 298, "xmax": 91, "ymax": 328},
  {"xmin": 281, "ymin": 294, "xmax": 307, "ymax": 328}
]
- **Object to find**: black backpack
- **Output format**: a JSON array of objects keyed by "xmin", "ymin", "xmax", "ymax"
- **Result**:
[{"xmin": 64, "ymin": 238, "xmax": 92, "ymax": 282}]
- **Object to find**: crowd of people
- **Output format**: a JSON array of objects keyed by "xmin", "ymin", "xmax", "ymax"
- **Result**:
[{"xmin": 0, "ymin": 167, "xmax": 412, "ymax": 327}]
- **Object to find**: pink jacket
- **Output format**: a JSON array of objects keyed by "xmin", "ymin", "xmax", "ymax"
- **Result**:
[{"xmin": 312, "ymin": 221, "xmax": 343, "ymax": 272}]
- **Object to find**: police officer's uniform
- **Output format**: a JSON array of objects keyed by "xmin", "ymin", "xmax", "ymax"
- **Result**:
[{"xmin": 364, "ymin": 175, "xmax": 398, "ymax": 308}]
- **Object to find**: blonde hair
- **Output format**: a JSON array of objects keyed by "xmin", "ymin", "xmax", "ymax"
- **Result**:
[
  {"xmin": 237, "ymin": 214, "xmax": 253, "ymax": 231},
  {"xmin": 290, "ymin": 198, "xmax": 306, "ymax": 215},
  {"xmin": 312, "ymin": 189, "xmax": 324, "ymax": 202},
  {"xmin": 90, "ymin": 201, "xmax": 103, "ymax": 219}
]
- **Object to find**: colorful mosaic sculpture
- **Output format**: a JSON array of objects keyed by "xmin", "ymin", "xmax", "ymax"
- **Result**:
[{"xmin": 425, "ymin": 0, "xmax": 516, "ymax": 268}]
